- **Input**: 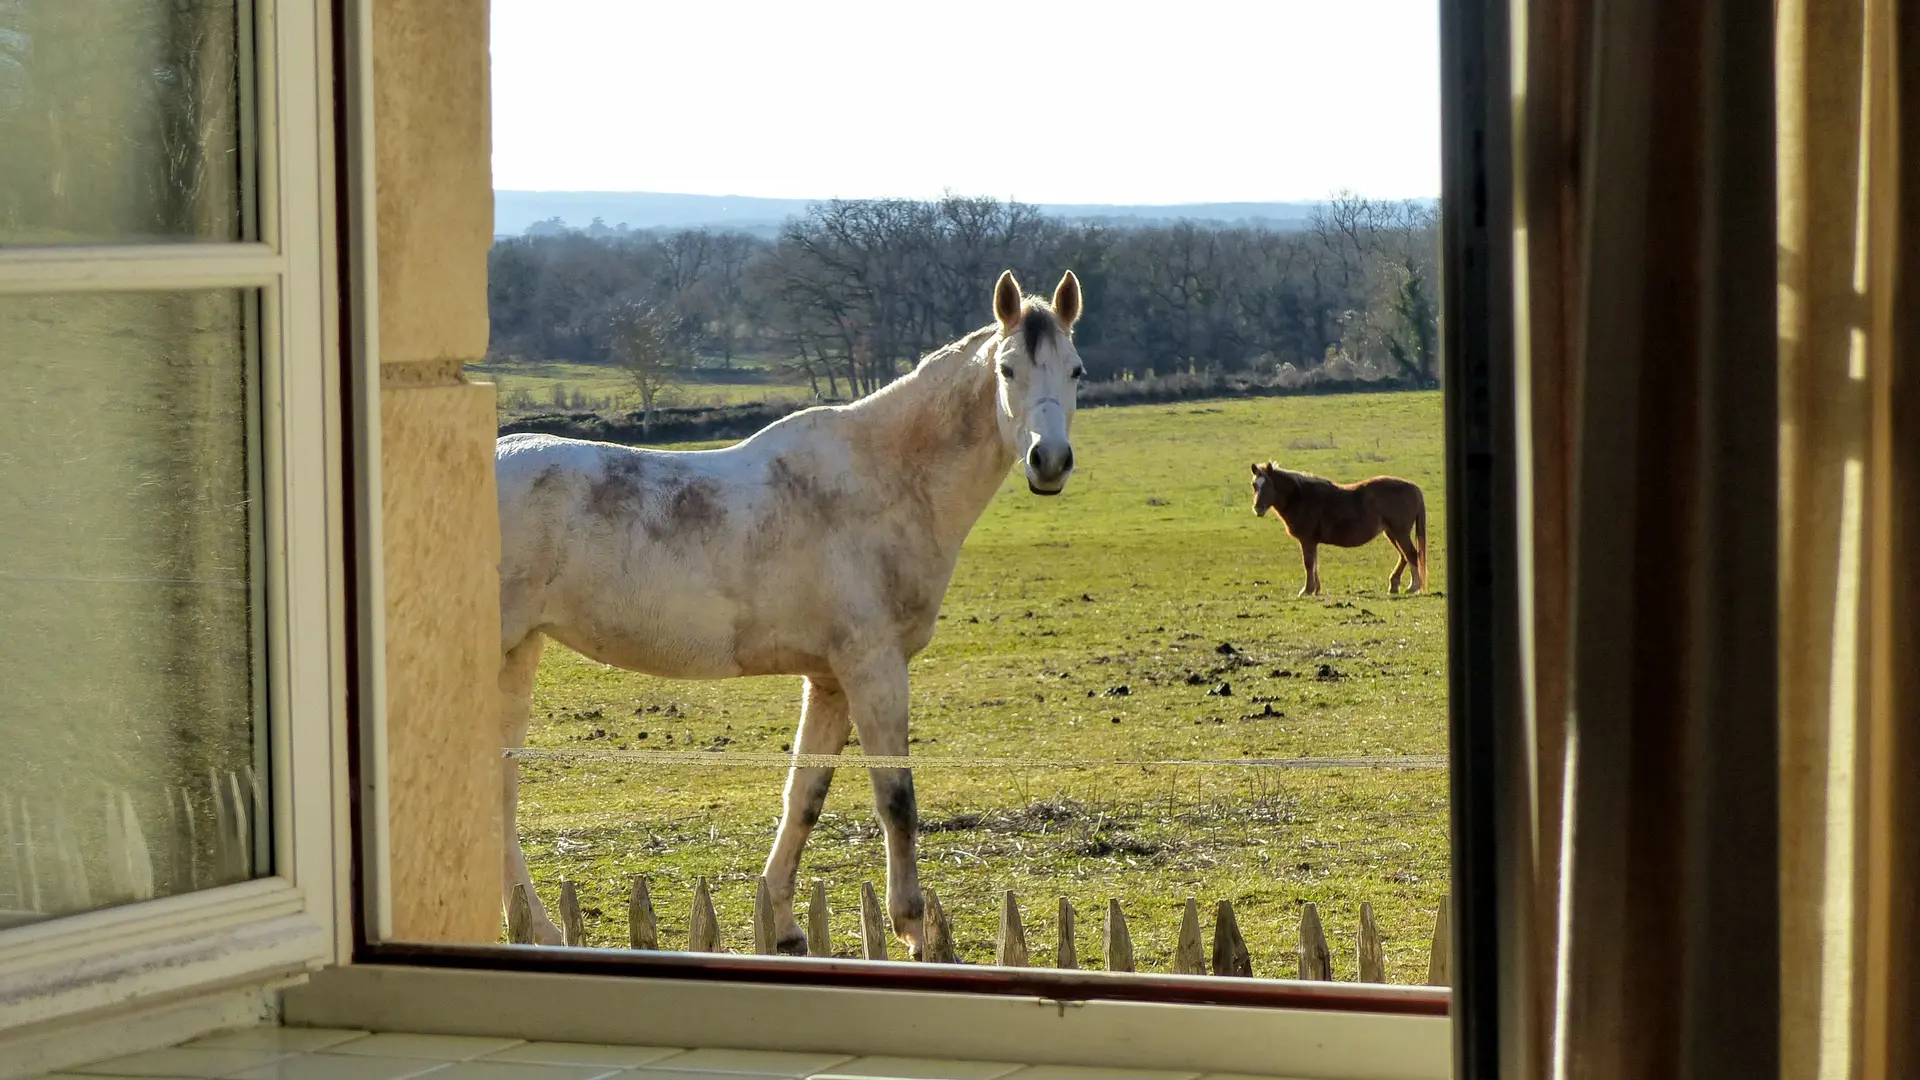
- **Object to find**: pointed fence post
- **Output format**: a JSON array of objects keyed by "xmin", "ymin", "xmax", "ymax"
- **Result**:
[
  {"xmin": 1358, "ymin": 901, "xmax": 1386, "ymax": 983},
  {"xmin": 49, "ymin": 802, "xmax": 89, "ymax": 911},
  {"xmin": 628, "ymin": 876, "xmax": 658, "ymax": 950},
  {"xmin": 171, "ymin": 786, "xmax": 198, "ymax": 892},
  {"xmin": 1173, "ymin": 898, "xmax": 1205, "ymax": 975},
  {"xmin": 210, "ymin": 769, "xmax": 247, "ymax": 884},
  {"xmin": 689, "ymin": 876, "xmax": 721, "ymax": 953},
  {"xmin": 104, "ymin": 792, "xmax": 155, "ymax": 902},
  {"xmin": 859, "ymin": 881, "xmax": 888, "ymax": 961},
  {"xmin": 996, "ymin": 890, "xmax": 1029, "ymax": 967},
  {"xmin": 1211, "ymin": 900, "xmax": 1252, "ymax": 977},
  {"xmin": 1297, "ymin": 902, "xmax": 1332, "ymax": 980},
  {"xmin": 1426, "ymin": 894, "xmax": 1451, "ymax": 987},
  {"xmin": 244, "ymin": 766, "xmax": 265, "ymax": 865},
  {"xmin": 507, "ymin": 883, "xmax": 534, "ymax": 944},
  {"xmin": 1104, "ymin": 899, "xmax": 1134, "ymax": 973},
  {"xmin": 1056, "ymin": 897, "xmax": 1078, "ymax": 970},
  {"xmin": 208, "ymin": 770, "xmax": 229, "ymax": 881},
  {"xmin": 14, "ymin": 800, "xmax": 40, "ymax": 913},
  {"xmin": 922, "ymin": 887, "xmax": 956, "ymax": 963},
  {"xmin": 753, "ymin": 877, "xmax": 778, "ymax": 955},
  {"xmin": 558, "ymin": 880, "xmax": 585, "ymax": 946},
  {"xmin": 227, "ymin": 771, "xmax": 252, "ymax": 879},
  {"xmin": 807, "ymin": 879, "xmax": 830, "ymax": 957},
  {"xmin": 3, "ymin": 797, "xmax": 33, "ymax": 912},
  {"xmin": 0, "ymin": 797, "xmax": 16, "ymax": 910}
]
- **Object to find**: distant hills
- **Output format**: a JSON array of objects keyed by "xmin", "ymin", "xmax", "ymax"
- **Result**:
[{"xmin": 493, "ymin": 190, "xmax": 1355, "ymax": 239}]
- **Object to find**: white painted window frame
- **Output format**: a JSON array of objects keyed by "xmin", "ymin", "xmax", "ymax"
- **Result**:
[
  {"xmin": 0, "ymin": 0, "xmax": 349, "ymax": 1039},
  {"xmin": 0, "ymin": 0, "xmax": 1462, "ymax": 1075},
  {"xmin": 292, "ymin": 6, "xmax": 1457, "ymax": 1080}
]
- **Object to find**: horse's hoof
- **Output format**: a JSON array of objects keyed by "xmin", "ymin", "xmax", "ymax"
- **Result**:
[
  {"xmin": 532, "ymin": 925, "xmax": 565, "ymax": 946},
  {"xmin": 775, "ymin": 934, "xmax": 809, "ymax": 957}
]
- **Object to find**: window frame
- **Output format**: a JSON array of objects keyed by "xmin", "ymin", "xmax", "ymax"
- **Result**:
[
  {"xmin": 306, "ymin": 0, "xmax": 1520, "ymax": 1073},
  {"xmin": 1435, "ymin": 0, "xmax": 1520, "ymax": 1072},
  {"xmin": 0, "ymin": 0, "xmax": 350, "ymax": 1037}
]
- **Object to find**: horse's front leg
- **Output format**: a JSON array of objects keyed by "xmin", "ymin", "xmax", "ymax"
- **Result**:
[
  {"xmin": 840, "ymin": 653, "xmax": 924, "ymax": 958},
  {"xmin": 1299, "ymin": 541, "xmax": 1320, "ymax": 597},
  {"xmin": 762, "ymin": 677, "xmax": 850, "ymax": 954},
  {"xmin": 499, "ymin": 635, "xmax": 563, "ymax": 945},
  {"xmin": 502, "ymin": 756, "xmax": 562, "ymax": 945}
]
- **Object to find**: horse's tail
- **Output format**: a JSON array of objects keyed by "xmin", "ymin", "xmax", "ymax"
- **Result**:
[{"xmin": 1414, "ymin": 496, "xmax": 1429, "ymax": 592}]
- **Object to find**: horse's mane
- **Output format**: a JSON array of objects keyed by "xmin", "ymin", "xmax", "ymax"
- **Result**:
[
  {"xmin": 905, "ymin": 322, "xmax": 1001, "ymax": 382},
  {"xmin": 1269, "ymin": 464, "xmax": 1342, "ymax": 494},
  {"xmin": 846, "ymin": 298, "xmax": 1062, "ymax": 419},
  {"xmin": 833, "ymin": 323, "xmax": 994, "ymax": 429},
  {"xmin": 747, "ymin": 301, "xmax": 1064, "ymax": 452}
]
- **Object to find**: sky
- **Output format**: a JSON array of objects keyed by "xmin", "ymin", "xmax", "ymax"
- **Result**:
[{"xmin": 490, "ymin": 1, "xmax": 1441, "ymax": 206}]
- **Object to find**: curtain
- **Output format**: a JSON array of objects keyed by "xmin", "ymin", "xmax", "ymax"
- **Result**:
[
  {"xmin": 1512, "ymin": 0, "xmax": 1588, "ymax": 1074},
  {"xmin": 1505, "ymin": 0, "xmax": 1918, "ymax": 1074},
  {"xmin": 1879, "ymin": 16, "xmax": 1920, "ymax": 1080}
]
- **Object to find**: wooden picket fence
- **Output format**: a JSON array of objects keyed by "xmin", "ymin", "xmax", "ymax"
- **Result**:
[
  {"xmin": 0, "ymin": 768, "xmax": 260, "ymax": 924},
  {"xmin": 508, "ymin": 876, "xmax": 1452, "ymax": 985}
]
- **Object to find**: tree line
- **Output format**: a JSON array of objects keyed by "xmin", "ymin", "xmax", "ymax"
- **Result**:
[{"xmin": 486, "ymin": 193, "xmax": 1440, "ymax": 400}]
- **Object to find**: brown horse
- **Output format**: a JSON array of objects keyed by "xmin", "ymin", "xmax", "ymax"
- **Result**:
[{"xmin": 1250, "ymin": 462, "xmax": 1428, "ymax": 596}]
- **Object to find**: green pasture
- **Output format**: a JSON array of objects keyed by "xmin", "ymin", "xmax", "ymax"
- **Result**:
[
  {"xmin": 471, "ymin": 358, "xmax": 816, "ymax": 417},
  {"xmin": 512, "ymin": 391, "xmax": 1451, "ymax": 983}
]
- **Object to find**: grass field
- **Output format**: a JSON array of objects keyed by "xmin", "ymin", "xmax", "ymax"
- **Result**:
[
  {"xmin": 472, "ymin": 358, "xmax": 815, "ymax": 418},
  {"xmin": 513, "ymin": 391, "xmax": 1451, "ymax": 982}
]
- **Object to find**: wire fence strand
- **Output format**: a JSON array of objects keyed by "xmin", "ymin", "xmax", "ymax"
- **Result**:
[{"xmin": 504, "ymin": 747, "xmax": 1448, "ymax": 771}]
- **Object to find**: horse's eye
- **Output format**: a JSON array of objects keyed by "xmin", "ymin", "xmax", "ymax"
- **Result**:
[
  {"xmin": 1070, "ymin": 367, "xmax": 1084, "ymax": 380},
  {"xmin": 999, "ymin": 364, "xmax": 1014, "ymax": 379}
]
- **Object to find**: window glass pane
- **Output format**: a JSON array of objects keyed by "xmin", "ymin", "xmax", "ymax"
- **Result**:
[
  {"xmin": 0, "ymin": 0, "xmax": 247, "ymax": 245},
  {"xmin": 0, "ymin": 290, "xmax": 263, "ymax": 925}
]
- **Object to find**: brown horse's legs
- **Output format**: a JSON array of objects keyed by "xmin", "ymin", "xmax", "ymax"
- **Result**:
[
  {"xmin": 1385, "ymin": 524, "xmax": 1420, "ymax": 594},
  {"xmin": 1299, "ymin": 541, "xmax": 1320, "ymax": 596},
  {"xmin": 764, "ymin": 677, "xmax": 851, "ymax": 954}
]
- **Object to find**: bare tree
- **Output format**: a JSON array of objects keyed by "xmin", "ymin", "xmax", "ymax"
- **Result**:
[
  {"xmin": 607, "ymin": 301, "xmax": 683, "ymax": 436},
  {"xmin": 487, "ymin": 192, "xmax": 1442, "ymax": 395}
]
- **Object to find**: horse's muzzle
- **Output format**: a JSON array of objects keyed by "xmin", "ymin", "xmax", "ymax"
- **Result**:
[{"xmin": 1026, "ymin": 442, "xmax": 1073, "ymax": 495}]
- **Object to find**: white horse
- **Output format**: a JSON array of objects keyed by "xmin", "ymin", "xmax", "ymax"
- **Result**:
[{"xmin": 496, "ymin": 270, "xmax": 1086, "ymax": 953}]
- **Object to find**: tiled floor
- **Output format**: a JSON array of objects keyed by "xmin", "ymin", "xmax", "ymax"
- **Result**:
[{"xmin": 35, "ymin": 1027, "xmax": 1294, "ymax": 1080}]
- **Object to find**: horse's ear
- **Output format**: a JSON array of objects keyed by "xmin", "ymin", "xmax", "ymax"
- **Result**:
[
  {"xmin": 1251, "ymin": 462, "xmax": 1263, "ymax": 477},
  {"xmin": 994, "ymin": 270, "xmax": 1023, "ymax": 334},
  {"xmin": 1052, "ymin": 270, "xmax": 1082, "ymax": 329}
]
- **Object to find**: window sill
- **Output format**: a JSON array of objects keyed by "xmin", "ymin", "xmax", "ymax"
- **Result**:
[
  {"xmin": 0, "ymin": 880, "xmax": 327, "ymax": 1035},
  {"xmin": 282, "ymin": 963, "xmax": 1451, "ymax": 1080}
]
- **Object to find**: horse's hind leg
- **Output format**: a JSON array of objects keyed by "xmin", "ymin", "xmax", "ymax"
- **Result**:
[
  {"xmin": 1385, "ymin": 523, "xmax": 1420, "ymax": 595},
  {"xmin": 1299, "ymin": 541, "xmax": 1321, "ymax": 597},
  {"xmin": 839, "ymin": 653, "xmax": 924, "ymax": 958},
  {"xmin": 762, "ymin": 677, "xmax": 851, "ymax": 954},
  {"xmin": 1383, "ymin": 528, "xmax": 1412, "ymax": 594},
  {"xmin": 500, "ymin": 634, "xmax": 563, "ymax": 945}
]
